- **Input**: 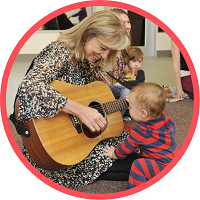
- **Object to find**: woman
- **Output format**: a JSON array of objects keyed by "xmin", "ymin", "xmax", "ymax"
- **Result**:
[
  {"xmin": 171, "ymin": 40, "xmax": 194, "ymax": 99},
  {"xmin": 91, "ymin": 8, "xmax": 131, "ymax": 85},
  {"xmin": 16, "ymin": 10, "xmax": 131, "ymax": 188}
]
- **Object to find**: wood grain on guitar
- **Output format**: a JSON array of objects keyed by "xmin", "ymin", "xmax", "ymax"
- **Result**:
[{"xmin": 16, "ymin": 81, "xmax": 129, "ymax": 171}]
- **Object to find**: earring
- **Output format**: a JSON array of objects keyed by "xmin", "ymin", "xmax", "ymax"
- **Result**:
[{"xmin": 83, "ymin": 42, "xmax": 85, "ymax": 45}]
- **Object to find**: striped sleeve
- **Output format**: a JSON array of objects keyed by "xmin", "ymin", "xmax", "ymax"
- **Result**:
[{"xmin": 114, "ymin": 129, "xmax": 139, "ymax": 159}]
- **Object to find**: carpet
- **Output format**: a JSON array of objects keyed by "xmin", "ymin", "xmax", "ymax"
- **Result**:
[{"xmin": 8, "ymin": 98, "xmax": 194, "ymax": 193}]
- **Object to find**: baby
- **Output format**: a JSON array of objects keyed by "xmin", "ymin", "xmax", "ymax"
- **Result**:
[{"xmin": 102, "ymin": 82, "xmax": 179, "ymax": 189}]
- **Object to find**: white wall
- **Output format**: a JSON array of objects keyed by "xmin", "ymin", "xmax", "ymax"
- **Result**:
[
  {"xmin": 140, "ymin": 19, "xmax": 157, "ymax": 57},
  {"xmin": 19, "ymin": 31, "xmax": 60, "ymax": 54},
  {"xmin": 156, "ymin": 26, "xmax": 171, "ymax": 51}
]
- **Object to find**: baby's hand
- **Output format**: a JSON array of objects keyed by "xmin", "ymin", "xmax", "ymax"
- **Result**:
[
  {"xmin": 125, "ymin": 96, "xmax": 129, "ymax": 102},
  {"xmin": 101, "ymin": 145, "xmax": 118, "ymax": 159}
]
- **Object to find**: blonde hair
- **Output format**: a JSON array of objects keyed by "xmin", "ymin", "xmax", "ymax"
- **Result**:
[
  {"xmin": 130, "ymin": 82, "xmax": 167, "ymax": 118},
  {"xmin": 57, "ymin": 10, "xmax": 131, "ymax": 68},
  {"xmin": 111, "ymin": 8, "xmax": 129, "ymax": 16},
  {"xmin": 122, "ymin": 46, "xmax": 144, "ymax": 75}
]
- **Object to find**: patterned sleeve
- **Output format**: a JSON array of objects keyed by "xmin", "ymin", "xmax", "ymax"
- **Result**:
[{"xmin": 16, "ymin": 42, "xmax": 70, "ymax": 122}]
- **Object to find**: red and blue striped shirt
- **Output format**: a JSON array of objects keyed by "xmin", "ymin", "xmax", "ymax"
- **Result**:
[{"xmin": 115, "ymin": 113, "xmax": 179, "ymax": 167}]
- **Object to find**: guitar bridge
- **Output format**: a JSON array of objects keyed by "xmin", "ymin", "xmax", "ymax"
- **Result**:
[{"xmin": 69, "ymin": 114, "xmax": 82, "ymax": 134}]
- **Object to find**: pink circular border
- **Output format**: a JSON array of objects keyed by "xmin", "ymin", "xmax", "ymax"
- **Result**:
[{"xmin": 1, "ymin": 1, "xmax": 199, "ymax": 199}]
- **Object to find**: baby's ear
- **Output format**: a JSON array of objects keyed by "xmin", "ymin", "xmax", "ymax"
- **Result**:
[{"xmin": 141, "ymin": 110, "xmax": 148, "ymax": 119}]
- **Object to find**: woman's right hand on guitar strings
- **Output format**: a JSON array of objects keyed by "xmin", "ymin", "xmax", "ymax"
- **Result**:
[{"xmin": 61, "ymin": 98, "xmax": 107, "ymax": 133}]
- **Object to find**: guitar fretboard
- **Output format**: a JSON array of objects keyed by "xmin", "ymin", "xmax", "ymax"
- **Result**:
[{"xmin": 103, "ymin": 98, "xmax": 129, "ymax": 115}]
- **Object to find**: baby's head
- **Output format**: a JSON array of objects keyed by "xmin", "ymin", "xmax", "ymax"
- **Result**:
[{"xmin": 129, "ymin": 82, "xmax": 167, "ymax": 121}]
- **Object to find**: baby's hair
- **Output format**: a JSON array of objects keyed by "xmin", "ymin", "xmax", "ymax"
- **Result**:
[
  {"xmin": 130, "ymin": 82, "xmax": 167, "ymax": 118},
  {"xmin": 122, "ymin": 46, "xmax": 144, "ymax": 75}
]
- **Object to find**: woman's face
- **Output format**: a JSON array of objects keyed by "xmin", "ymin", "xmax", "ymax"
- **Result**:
[
  {"xmin": 120, "ymin": 13, "xmax": 131, "ymax": 34},
  {"xmin": 83, "ymin": 36, "xmax": 113, "ymax": 63}
]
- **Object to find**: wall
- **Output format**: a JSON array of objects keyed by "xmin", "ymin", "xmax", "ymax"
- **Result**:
[
  {"xmin": 156, "ymin": 32, "xmax": 171, "ymax": 51},
  {"xmin": 156, "ymin": 26, "xmax": 171, "ymax": 56},
  {"xmin": 19, "ymin": 31, "xmax": 60, "ymax": 54},
  {"xmin": 156, "ymin": 26, "xmax": 171, "ymax": 51},
  {"xmin": 19, "ymin": 6, "xmax": 158, "ymax": 57}
]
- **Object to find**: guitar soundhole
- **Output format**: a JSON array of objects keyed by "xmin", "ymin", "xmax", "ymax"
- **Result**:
[{"xmin": 83, "ymin": 101, "xmax": 107, "ymax": 138}]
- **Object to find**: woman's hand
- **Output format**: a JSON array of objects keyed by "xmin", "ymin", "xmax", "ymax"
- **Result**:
[
  {"xmin": 62, "ymin": 99, "xmax": 107, "ymax": 133},
  {"xmin": 101, "ymin": 145, "xmax": 118, "ymax": 159},
  {"xmin": 175, "ymin": 89, "xmax": 185, "ymax": 99}
]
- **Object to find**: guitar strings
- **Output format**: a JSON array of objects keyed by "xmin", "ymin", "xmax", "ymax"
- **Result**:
[{"xmin": 88, "ymin": 99, "xmax": 128, "ymax": 112}]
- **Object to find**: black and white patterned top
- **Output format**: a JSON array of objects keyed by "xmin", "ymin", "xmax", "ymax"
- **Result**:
[
  {"xmin": 17, "ymin": 41, "xmax": 129, "ymax": 188},
  {"xmin": 17, "ymin": 41, "xmax": 95, "ymax": 122}
]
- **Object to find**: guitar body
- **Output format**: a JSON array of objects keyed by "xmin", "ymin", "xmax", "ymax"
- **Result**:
[{"xmin": 16, "ymin": 81, "xmax": 123, "ymax": 171}]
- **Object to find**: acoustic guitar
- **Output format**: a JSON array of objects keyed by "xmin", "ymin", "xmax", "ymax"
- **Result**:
[{"xmin": 16, "ymin": 80, "xmax": 129, "ymax": 171}]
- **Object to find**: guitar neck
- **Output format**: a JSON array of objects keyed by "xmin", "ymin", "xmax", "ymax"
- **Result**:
[{"xmin": 103, "ymin": 98, "xmax": 129, "ymax": 115}]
